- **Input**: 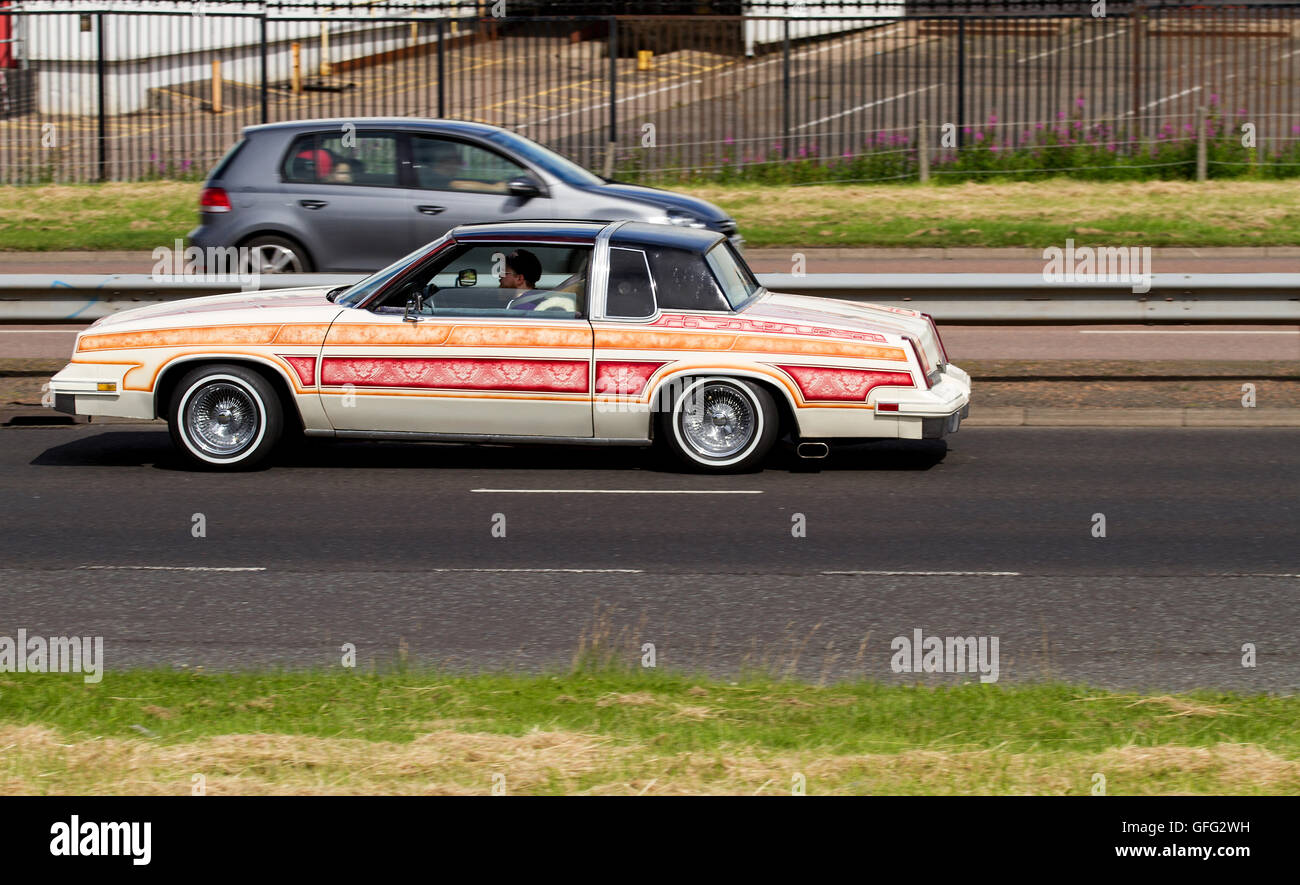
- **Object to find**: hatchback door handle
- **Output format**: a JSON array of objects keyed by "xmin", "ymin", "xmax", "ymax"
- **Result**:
[
  {"xmin": 416, "ymin": 205, "xmax": 446, "ymax": 215},
  {"xmin": 299, "ymin": 199, "xmax": 328, "ymax": 210}
]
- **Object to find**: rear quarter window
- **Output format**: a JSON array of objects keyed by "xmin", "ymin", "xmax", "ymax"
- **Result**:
[{"xmin": 646, "ymin": 246, "xmax": 728, "ymax": 312}]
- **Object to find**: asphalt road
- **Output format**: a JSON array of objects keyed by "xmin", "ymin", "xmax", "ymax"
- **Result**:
[{"xmin": 0, "ymin": 425, "xmax": 1296, "ymax": 690}]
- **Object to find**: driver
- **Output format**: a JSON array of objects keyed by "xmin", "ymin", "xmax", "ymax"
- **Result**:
[{"xmin": 500, "ymin": 249, "xmax": 557, "ymax": 312}]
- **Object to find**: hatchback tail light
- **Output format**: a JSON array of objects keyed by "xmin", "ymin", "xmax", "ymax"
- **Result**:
[{"xmin": 199, "ymin": 186, "xmax": 232, "ymax": 213}]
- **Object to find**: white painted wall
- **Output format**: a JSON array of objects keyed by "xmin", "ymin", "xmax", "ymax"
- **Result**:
[
  {"xmin": 19, "ymin": 1, "xmax": 455, "ymax": 114},
  {"xmin": 742, "ymin": 1, "xmax": 905, "ymax": 55}
]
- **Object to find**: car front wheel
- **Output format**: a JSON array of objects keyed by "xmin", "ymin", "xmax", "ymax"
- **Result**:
[
  {"xmin": 169, "ymin": 364, "xmax": 283, "ymax": 470},
  {"xmin": 659, "ymin": 376, "xmax": 779, "ymax": 473}
]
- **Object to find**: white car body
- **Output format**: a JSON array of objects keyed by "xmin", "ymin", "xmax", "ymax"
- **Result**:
[{"xmin": 51, "ymin": 221, "xmax": 970, "ymax": 470}]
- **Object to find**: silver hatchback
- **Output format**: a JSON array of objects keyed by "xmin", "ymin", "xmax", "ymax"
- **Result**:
[{"xmin": 188, "ymin": 117, "xmax": 742, "ymax": 273}]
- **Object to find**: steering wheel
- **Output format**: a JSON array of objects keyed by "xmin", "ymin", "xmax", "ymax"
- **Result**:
[{"xmin": 418, "ymin": 282, "xmax": 440, "ymax": 313}]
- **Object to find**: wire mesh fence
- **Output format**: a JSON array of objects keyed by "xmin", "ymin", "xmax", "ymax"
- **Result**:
[{"xmin": 0, "ymin": 1, "xmax": 1296, "ymax": 185}]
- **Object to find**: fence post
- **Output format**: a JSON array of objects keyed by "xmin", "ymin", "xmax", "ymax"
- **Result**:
[
  {"xmin": 918, "ymin": 119, "xmax": 929, "ymax": 183},
  {"xmin": 605, "ymin": 15, "xmax": 617, "ymax": 179},
  {"xmin": 1196, "ymin": 104, "xmax": 1207, "ymax": 182},
  {"xmin": 956, "ymin": 18, "xmax": 965, "ymax": 150},
  {"xmin": 96, "ymin": 12, "xmax": 106, "ymax": 182},
  {"xmin": 1131, "ymin": 1, "xmax": 1144, "ymax": 132},
  {"xmin": 437, "ymin": 19, "xmax": 446, "ymax": 118},
  {"xmin": 260, "ymin": 12, "xmax": 268, "ymax": 124},
  {"xmin": 782, "ymin": 16, "xmax": 791, "ymax": 160}
]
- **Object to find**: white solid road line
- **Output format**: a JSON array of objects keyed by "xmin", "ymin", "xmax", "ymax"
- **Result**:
[
  {"xmin": 428, "ymin": 568, "xmax": 644, "ymax": 573},
  {"xmin": 471, "ymin": 489, "xmax": 764, "ymax": 494},
  {"xmin": 795, "ymin": 84, "xmax": 938, "ymax": 131},
  {"xmin": 78, "ymin": 565, "xmax": 267, "ymax": 571},
  {"xmin": 1078, "ymin": 330, "xmax": 1299, "ymax": 335},
  {"xmin": 1017, "ymin": 27, "xmax": 1127, "ymax": 64},
  {"xmin": 822, "ymin": 570, "xmax": 1022, "ymax": 576},
  {"xmin": 1122, "ymin": 85, "xmax": 1202, "ymax": 116}
]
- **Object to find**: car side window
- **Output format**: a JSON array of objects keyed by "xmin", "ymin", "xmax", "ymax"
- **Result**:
[
  {"xmin": 605, "ymin": 248, "xmax": 656, "ymax": 319},
  {"xmin": 375, "ymin": 244, "xmax": 589, "ymax": 319},
  {"xmin": 281, "ymin": 131, "xmax": 399, "ymax": 186},
  {"xmin": 411, "ymin": 136, "xmax": 528, "ymax": 194},
  {"xmin": 646, "ymin": 246, "xmax": 728, "ymax": 312}
]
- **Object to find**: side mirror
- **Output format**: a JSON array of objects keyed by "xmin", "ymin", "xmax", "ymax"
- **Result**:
[
  {"xmin": 456, "ymin": 268, "xmax": 477, "ymax": 287},
  {"xmin": 403, "ymin": 296, "xmax": 420, "ymax": 323},
  {"xmin": 507, "ymin": 176, "xmax": 541, "ymax": 199}
]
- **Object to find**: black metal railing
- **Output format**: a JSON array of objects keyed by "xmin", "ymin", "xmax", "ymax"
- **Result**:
[{"xmin": 0, "ymin": 1, "xmax": 1296, "ymax": 185}]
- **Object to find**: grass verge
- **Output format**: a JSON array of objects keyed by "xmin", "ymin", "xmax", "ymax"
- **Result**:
[
  {"xmin": 1, "ymin": 670, "xmax": 1296, "ymax": 795},
  {"xmin": 1, "ymin": 180, "xmax": 1298, "ymax": 251}
]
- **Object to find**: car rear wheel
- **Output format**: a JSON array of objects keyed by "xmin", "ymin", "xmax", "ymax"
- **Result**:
[
  {"xmin": 658, "ymin": 377, "xmax": 779, "ymax": 473},
  {"xmin": 241, "ymin": 235, "xmax": 311, "ymax": 273},
  {"xmin": 169, "ymin": 364, "xmax": 283, "ymax": 470}
]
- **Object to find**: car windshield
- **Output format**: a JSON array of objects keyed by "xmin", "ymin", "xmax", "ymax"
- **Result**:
[
  {"xmin": 705, "ymin": 242, "xmax": 762, "ymax": 309},
  {"xmin": 334, "ymin": 241, "xmax": 439, "ymax": 308},
  {"xmin": 485, "ymin": 130, "xmax": 605, "ymax": 188}
]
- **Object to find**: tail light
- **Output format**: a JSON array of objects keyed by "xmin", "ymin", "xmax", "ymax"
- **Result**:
[
  {"xmin": 905, "ymin": 336, "xmax": 931, "ymax": 389},
  {"xmin": 922, "ymin": 312, "xmax": 949, "ymax": 365},
  {"xmin": 199, "ymin": 186, "xmax": 232, "ymax": 213}
]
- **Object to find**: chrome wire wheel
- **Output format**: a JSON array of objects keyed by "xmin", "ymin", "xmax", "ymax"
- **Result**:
[
  {"xmin": 675, "ymin": 380, "xmax": 759, "ymax": 462},
  {"xmin": 183, "ymin": 380, "xmax": 262, "ymax": 457},
  {"xmin": 170, "ymin": 365, "xmax": 283, "ymax": 470}
]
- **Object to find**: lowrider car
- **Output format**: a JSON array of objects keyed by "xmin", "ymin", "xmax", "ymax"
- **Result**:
[{"xmin": 50, "ymin": 220, "xmax": 971, "ymax": 472}]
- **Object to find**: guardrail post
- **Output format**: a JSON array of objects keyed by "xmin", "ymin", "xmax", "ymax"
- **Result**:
[
  {"xmin": 96, "ymin": 13, "xmax": 107, "ymax": 181},
  {"xmin": 1196, "ymin": 104, "xmax": 1208, "ymax": 182},
  {"xmin": 918, "ymin": 119, "xmax": 929, "ymax": 183}
]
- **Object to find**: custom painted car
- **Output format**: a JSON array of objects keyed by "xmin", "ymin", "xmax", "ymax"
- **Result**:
[{"xmin": 50, "ymin": 220, "xmax": 970, "ymax": 472}]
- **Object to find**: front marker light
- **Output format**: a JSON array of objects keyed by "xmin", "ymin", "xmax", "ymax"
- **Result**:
[{"xmin": 96, "ymin": 382, "xmax": 116, "ymax": 392}]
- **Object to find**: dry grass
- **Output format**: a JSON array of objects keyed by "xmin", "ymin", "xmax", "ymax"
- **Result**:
[{"xmin": 3, "ymin": 724, "xmax": 1295, "ymax": 796}]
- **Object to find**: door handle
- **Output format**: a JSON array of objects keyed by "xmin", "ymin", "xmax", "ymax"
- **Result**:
[
  {"xmin": 416, "ymin": 205, "xmax": 446, "ymax": 215},
  {"xmin": 299, "ymin": 199, "xmax": 328, "ymax": 210}
]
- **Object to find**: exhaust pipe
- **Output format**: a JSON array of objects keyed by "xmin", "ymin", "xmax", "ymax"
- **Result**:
[{"xmin": 796, "ymin": 441, "xmax": 830, "ymax": 460}]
